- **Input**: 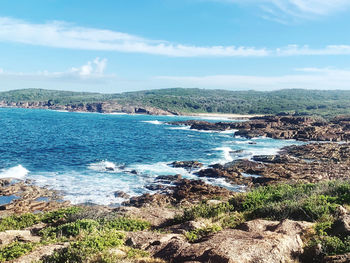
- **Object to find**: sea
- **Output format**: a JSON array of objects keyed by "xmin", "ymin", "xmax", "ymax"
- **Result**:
[{"xmin": 0, "ymin": 108, "xmax": 301, "ymax": 205}]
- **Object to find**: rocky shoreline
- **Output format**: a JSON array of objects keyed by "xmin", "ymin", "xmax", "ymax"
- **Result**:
[
  {"xmin": 0, "ymin": 100, "xmax": 177, "ymax": 115},
  {"xmin": 168, "ymin": 115, "xmax": 350, "ymax": 141},
  {"xmin": 1, "ymin": 115, "xmax": 350, "ymax": 262}
]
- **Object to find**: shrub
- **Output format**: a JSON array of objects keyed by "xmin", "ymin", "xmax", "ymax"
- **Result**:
[
  {"xmin": 40, "ymin": 219, "xmax": 100, "ymax": 239},
  {"xmin": 41, "ymin": 207, "xmax": 83, "ymax": 224},
  {"xmin": 0, "ymin": 213, "xmax": 40, "ymax": 231},
  {"xmin": 42, "ymin": 230, "xmax": 125, "ymax": 263},
  {"xmin": 185, "ymin": 225, "xmax": 222, "ymax": 243}
]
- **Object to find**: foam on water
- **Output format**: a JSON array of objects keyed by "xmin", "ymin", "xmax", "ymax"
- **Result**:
[
  {"xmin": 214, "ymin": 147, "xmax": 234, "ymax": 163},
  {"xmin": 142, "ymin": 120, "xmax": 163, "ymax": 125},
  {"xmin": 31, "ymin": 171, "xmax": 151, "ymax": 205},
  {"xmin": 0, "ymin": 165, "xmax": 29, "ymax": 179},
  {"xmin": 88, "ymin": 161, "xmax": 122, "ymax": 173},
  {"xmin": 130, "ymin": 162, "xmax": 192, "ymax": 177}
]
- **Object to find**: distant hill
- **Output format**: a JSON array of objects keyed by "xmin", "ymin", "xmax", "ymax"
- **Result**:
[{"xmin": 1, "ymin": 88, "xmax": 350, "ymax": 118}]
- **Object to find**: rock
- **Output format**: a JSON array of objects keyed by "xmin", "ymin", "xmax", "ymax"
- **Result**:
[
  {"xmin": 123, "ymin": 178, "xmax": 233, "ymax": 208},
  {"xmin": 114, "ymin": 191, "xmax": 130, "ymax": 199},
  {"xmin": 127, "ymin": 219, "xmax": 313, "ymax": 263},
  {"xmin": 0, "ymin": 230, "xmax": 41, "ymax": 247},
  {"xmin": 169, "ymin": 116, "xmax": 350, "ymax": 142},
  {"xmin": 170, "ymin": 161, "xmax": 203, "ymax": 171},
  {"xmin": 331, "ymin": 206, "xmax": 350, "ymax": 237}
]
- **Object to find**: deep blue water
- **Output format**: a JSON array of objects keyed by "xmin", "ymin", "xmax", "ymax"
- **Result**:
[{"xmin": 0, "ymin": 108, "xmax": 300, "ymax": 205}]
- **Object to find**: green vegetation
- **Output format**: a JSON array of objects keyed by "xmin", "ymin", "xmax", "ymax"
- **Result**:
[
  {"xmin": 185, "ymin": 225, "xmax": 222, "ymax": 243},
  {"xmin": 3, "ymin": 88, "xmax": 350, "ymax": 117},
  {"xmin": 42, "ymin": 230, "xmax": 125, "ymax": 263},
  {"xmin": 174, "ymin": 180, "xmax": 350, "ymax": 260},
  {"xmin": 0, "ymin": 207, "xmax": 83, "ymax": 232},
  {"xmin": 0, "ymin": 207, "xmax": 152, "ymax": 262},
  {"xmin": 0, "ymin": 242, "xmax": 36, "ymax": 262}
]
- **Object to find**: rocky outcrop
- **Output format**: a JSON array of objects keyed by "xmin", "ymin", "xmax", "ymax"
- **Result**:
[
  {"xmin": 124, "ymin": 178, "xmax": 233, "ymax": 208},
  {"xmin": 169, "ymin": 115, "xmax": 350, "ymax": 142},
  {"xmin": 0, "ymin": 179, "xmax": 69, "ymax": 215},
  {"xmin": 195, "ymin": 143, "xmax": 350, "ymax": 186},
  {"xmin": 127, "ymin": 219, "xmax": 313, "ymax": 263}
]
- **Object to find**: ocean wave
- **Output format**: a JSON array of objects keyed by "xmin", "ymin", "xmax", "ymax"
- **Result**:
[
  {"xmin": 0, "ymin": 165, "xmax": 29, "ymax": 179},
  {"xmin": 88, "ymin": 161, "xmax": 122, "ymax": 173},
  {"xmin": 30, "ymin": 171, "xmax": 146, "ymax": 206},
  {"xmin": 214, "ymin": 147, "xmax": 234, "ymax": 163},
  {"xmin": 142, "ymin": 120, "xmax": 163, "ymax": 125},
  {"xmin": 129, "ymin": 162, "xmax": 192, "ymax": 177}
]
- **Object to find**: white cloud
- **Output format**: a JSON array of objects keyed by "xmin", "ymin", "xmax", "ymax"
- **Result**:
[
  {"xmin": 215, "ymin": 0, "xmax": 350, "ymax": 22},
  {"xmin": 0, "ymin": 17, "xmax": 268, "ymax": 57},
  {"xmin": 1, "ymin": 17, "xmax": 350, "ymax": 57},
  {"xmin": 0, "ymin": 58, "xmax": 110, "ymax": 79},
  {"xmin": 70, "ymin": 58, "xmax": 107, "ymax": 76}
]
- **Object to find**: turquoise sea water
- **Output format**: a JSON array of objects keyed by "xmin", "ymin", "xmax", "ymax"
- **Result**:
[{"xmin": 0, "ymin": 108, "xmax": 300, "ymax": 205}]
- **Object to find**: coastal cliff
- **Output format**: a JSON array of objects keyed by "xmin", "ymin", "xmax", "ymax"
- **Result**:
[{"xmin": 0, "ymin": 100, "xmax": 177, "ymax": 115}]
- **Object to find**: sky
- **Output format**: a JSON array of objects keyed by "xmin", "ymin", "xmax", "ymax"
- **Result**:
[{"xmin": 0, "ymin": 0, "xmax": 350, "ymax": 93}]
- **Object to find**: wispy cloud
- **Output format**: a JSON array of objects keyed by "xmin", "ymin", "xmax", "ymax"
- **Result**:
[
  {"xmin": 214, "ymin": 0, "xmax": 350, "ymax": 22},
  {"xmin": 0, "ymin": 17, "xmax": 267, "ymax": 57},
  {"xmin": 0, "ymin": 57, "xmax": 110, "ymax": 79},
  {"xmin": 1, "ymin": 17, "xmax": 350, "ymax": 57}
]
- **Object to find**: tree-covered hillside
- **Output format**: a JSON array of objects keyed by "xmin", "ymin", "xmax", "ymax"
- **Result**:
[{"xmin": 1, "ymin": 88, "xmax": 350, "ymax": 117}]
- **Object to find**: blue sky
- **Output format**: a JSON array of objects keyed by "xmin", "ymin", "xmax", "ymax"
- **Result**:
[{"xmin": 0, "ymin": 0, "xmax": 350, "ymax": 93}]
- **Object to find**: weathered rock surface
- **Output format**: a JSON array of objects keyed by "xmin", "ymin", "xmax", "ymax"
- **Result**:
[
  {"xmin": 124, "ymin": 178, "xmax": 233, "ymax": 208},
  {"xmin": 0, "ymin": 180, "xmax": 70, "ymax": 215},
  {"xmin": 127, "ymin": 219, "xmax": 313, "ymax": 263}
]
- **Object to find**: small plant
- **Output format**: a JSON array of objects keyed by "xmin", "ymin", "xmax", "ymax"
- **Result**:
[{"xmin": 185, "ymin": 225, "xmax": 222, "ymax": 243}]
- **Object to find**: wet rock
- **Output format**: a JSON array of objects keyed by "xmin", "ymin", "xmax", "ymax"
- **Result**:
[
  {"xmin": 170, "ymin": 161, "xmax": 203, "ymax": 171},
  {"xmin": 123, "ymin": 178, "xmax": 233, "ymax": 208},
  {"xmin": 114, "ymin": 191, "xmax": 130, "ymax": 199}
]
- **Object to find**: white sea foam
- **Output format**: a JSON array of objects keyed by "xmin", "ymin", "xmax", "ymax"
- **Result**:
[
  {"xmin": 214, "ymin": 147, "xmax": 234, "ymax": 163},
  {"xmin": 130, "ymin": 162, "xmax": 191, "ymax": 177},
  {"xmin": 88, "ymin": 161, "xmax": 121, "ymax": 173},
  {"xmin": 0, "ymin": 165, "xmax": 29, "ymax": 179},
  {"xmin": 30, "ymin": 171, "xmax": 150, "ymax": 205},
  {"xmin": 167, "ymin": 126, "xmax": 191, "ymax": 131},
  {"xmin": 142, "ymin": 120, "xmax": 163, "ymax": 125}
]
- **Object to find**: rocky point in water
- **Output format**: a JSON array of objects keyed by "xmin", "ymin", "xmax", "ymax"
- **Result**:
[{"xmin": 168, "ymin": 115, "xmax": 350, "ymax": 141}]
